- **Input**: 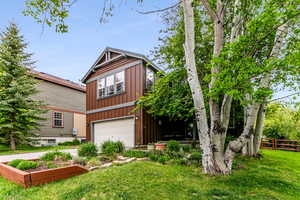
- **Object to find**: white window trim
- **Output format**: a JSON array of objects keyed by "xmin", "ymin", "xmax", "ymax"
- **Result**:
[
  {"xmin": 97, "ymin": 70, "xmax": 125, "ymax": 99},
  {"xmin": 52, "ymin": 111, "xmax": 64, "ymax": 128}
]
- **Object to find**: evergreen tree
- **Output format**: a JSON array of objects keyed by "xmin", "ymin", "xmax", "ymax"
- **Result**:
[{"xmin": 0, "ymin": 23, "xmax": 46, "ymax": 150}]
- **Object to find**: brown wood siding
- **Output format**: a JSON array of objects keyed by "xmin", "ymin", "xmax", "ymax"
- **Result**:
[
  {"xmin": 86, "ymin": 58, "xmax": 142, "ymax": 111},
  {"xmin": 85, "ymin": 57, "xmax": 145, "ymax": 145},
  {"xmin": 142, "ymin": 111, "xmax": 160, "ymax": 145}
]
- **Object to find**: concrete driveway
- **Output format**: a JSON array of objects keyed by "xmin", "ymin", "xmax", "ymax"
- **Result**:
[{"xmin": 0, "ymin": 149, "xmax": 78, "ymax": 163}]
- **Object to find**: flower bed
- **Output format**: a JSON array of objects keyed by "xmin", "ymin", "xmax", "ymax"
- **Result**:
[{"xmin": 0, "ymin": 162, "xmax": 88, "ymax": 188}]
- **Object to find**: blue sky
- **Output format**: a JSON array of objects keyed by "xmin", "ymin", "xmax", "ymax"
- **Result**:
[
  {"xmin": 1, "ymin": 0, "xmax": 298, "ymax": 103},
  {"xmin": 1, "ymin": 0, "xmax": 177, "ymax": 83}
]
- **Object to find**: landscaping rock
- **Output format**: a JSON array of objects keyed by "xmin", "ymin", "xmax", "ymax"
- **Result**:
[
  {"xmin": 117, "ymin": 156, "xmax": 128, "ymax": 161},
  {"xmin": 137, "ymin": 157, "xmax": 149, "ymax": 161},
  {"xmin": 100, "ymin": 163, "xmax": 113, "ymax": 168},
  {"xmin": 113, "ymin": 157, "xmax": 136, "ymax": 165},
  {"xmin": 89, "ymin": 166, "xmax": 99, "ymax": 171}
]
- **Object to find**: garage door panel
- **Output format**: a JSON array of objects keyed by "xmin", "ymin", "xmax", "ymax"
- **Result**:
[{"xmin": 94, "ymin": 118, "xmax": 135, "ymax": 148}]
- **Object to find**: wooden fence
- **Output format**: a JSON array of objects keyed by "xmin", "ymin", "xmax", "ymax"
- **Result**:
[{"xmin": 261, "ymin": 138, "xmax": 300, "ymax": 152}]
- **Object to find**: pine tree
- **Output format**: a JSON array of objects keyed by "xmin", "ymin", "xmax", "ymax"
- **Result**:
[{"xmin": 0, "ymin": 23, "xmax": 46, "ymax": 150}]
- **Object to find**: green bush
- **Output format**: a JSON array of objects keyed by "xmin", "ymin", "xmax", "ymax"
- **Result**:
[
  {"xmin": 40, "ymin": 151, "xmax": 72, "ymax": 161},
  {"xmin": 166, "ymin": 151, "xmax": 185, "ymax": 159},
  {"xmin": 16, "ymin": 161, "xmax": 38, "ymax": 170},
  {"xmin": 78, "ymin": 143, "xmax": 98, "ymax": 157},
  {"xmin": 8, "ymin": 159, "xmax": 25, "ymax": 168},
  {"xmin": 46, "ymin": 162, "xmax": 58, "ymax": 169},
  {"xmin": 172, "ymin": 158, "xmax": 187, "ymax": 165},
  {"xmin": 189, "ymin": 152, "xmax": 202, "ymax": 161},
  {"xmin": 58, "ymin": 139, "xmax": 81, "ymax": 146},
  {"xmin": 73, "ymin": 156, "xmax": 87, "ymax": 166},
  {"xmin": 149, "ymin": 154, "xmax": 159, "ymax": 161},
  {"xmin": 86, "ymin": 157, "xmax": 101, "ymax": 167},
  {"xmin": 101, "ymin": 141, "xmax": 125, "ymax": 155},
  {"xmin": 181, "ymin": 144, "xmax": 192, "ymax": 153},
  {"xmin": 166, "ymin": 140, "xmax": 180, "ymax": 152},
  {"xmin": 158, "ymin": 155, "xmax": 170, "ymax": 164},
  {"xmin": 123, "ymin": 150, "xmax": 148, "ymax": 158}
]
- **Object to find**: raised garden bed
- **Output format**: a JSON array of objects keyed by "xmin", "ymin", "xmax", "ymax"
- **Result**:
[{"xmin": 0, "ymin": 161, "xmax": 88, "ymax": 188}]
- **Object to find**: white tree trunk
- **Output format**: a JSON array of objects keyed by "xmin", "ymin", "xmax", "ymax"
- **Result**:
[
  {"xmin": 182, "ymin": 0, "xmax": 216, "ymax": 174},
  {"xmin": 225, "ymin": 23, "xmax": 288, "ymax": 165},
  {"xmin": 253, "ymin": 104, "xmax": 266, "ymax": 155}
]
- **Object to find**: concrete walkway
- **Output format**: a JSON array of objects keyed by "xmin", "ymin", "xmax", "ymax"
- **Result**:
[{"xmin": 0, "ymin": 149, "xmax": 78, "ymax": 163}]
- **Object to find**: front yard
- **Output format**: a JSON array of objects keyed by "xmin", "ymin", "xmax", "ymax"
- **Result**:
[
  {"xmin": 0, "ymin": 145, "xmax": 77, "ymax": 156},
  {"xmin": 0, "ymin": 150, "xmax": 299, "ymax": 200}
]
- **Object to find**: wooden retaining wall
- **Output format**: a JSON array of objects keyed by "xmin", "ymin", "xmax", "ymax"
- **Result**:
[
  {"xmin": 261, "ymin": 138, "xmax": 300, "ymax": 152},
  {"xmin": 0, "ymin": 163, "xmax": 88, "ymax": 188}
]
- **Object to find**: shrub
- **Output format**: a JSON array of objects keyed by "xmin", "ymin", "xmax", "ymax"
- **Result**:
[
  {"xmin": 86, "ymin": 157, "xmax": 101, "ymax": 167},
  {"xmin": 16, "ymin": 161, "xmax": 38, "ymax": 170},
  {"xmin": 189, "ymin": 152, "xmax": 202, "ymax": 161},
  {"xmin": 149, "ymin": 154, "xmax": 159, "ymax": 161},
  {"xmin": 101, "ymin": 141, "xmax": 125, "ymax": 155},
  {"xmin": 40, "ymin": 151, "xmax": 72, "ymax": 161},
  {"xmin": 158, "ymin": 155, "xmax": 170, "ymax": 164},
  {"xmin": 73, "ymin": 156, "xmax": 87, "ymax": 166},
  {"xmin": 166, "ymin": 151, "xmax": 185, "ymax": 159},
  {"xmin": 123, "ymin": 150, "xmax": 148, "ymax": 158},
  {"xmin": 172, "ymin": 158, "xmax": 187, "ymax": 165},
  {"xmin": 58, "ymin": 139, "xmax": 81, "ymax": 146},
  {"xmin": 46, "ymin": 162, "xmax": 58, "ymax": 169},
  {"xmin": 8, "ymin": 159, "xmax": 24, "ymax": 168},
  {"xmin": 78, "ymin": 143, "xmax": 98, "ymax": 157},
  {"xmin": 181, "ymin": 144, "xmax": 192, "ymax": 153},
  {"xmin": 166, "ymin": 140, "xmax": 180, "ymax": 152}
]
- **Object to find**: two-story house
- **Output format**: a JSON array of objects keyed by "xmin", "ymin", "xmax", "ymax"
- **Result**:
[
  {"xmin": 82, "ymin": 47, "xmax": 162, "ymax": 147},
  {"xmin": 32, "ymin": 70, "xmax": 86, "ymax": 145}
]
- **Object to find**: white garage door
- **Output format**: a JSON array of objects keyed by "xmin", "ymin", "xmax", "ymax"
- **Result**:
[{"xmin": 93, "ymin": 118, "xmax": 135, "ymax": 148}]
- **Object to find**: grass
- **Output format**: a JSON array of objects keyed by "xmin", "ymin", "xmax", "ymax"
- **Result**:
[
  {"xmin": 0, "ymin": 145, "xmax": 77, "ymax": 156},
  {"xmin": 0, "ymin": 150, "xmax": 299, "ymax": 200}
]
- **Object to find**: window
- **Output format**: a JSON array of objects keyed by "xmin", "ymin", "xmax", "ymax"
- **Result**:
[
  {"xmin": 115, "ymin": 71, "xmax": 125, "ymax": 93},
  {"xmin": 146, "ymin": 67, "xmax": 155, "ymax": 89},
  {"xmin": 97, "ymin": 70, "xmax": 125, "ymax": 98},
  {"xmin": 106, "ymin": 75, "xmax": 115, "ymax": 96},
  {"xmin": 53, "ymin": 112, "xmax": 63, "ymax": 128},
  {"xmin": 98, "ymin": 78, "xmax": 105, "ymax": 97},
  {"xmin": 48, "ymin": 139, "xmax": 56, "ymax": 144}
]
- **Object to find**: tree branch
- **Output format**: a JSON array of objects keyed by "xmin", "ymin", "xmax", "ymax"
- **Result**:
[
  {"xmin": 136, "ymin": 2, "xmax": 180, "ymax": 15},
  {"xmin": 199, "ymin": 0, "xmax": 217, "ymax": 21}
]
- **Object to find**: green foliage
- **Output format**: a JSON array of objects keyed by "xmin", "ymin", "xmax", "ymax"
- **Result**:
[
  {"xmin": 46, "ymin": 162, "xmax": 58, "ymax": 169},
  {"xmin": 101, "ymin": 141, "xmax": 124, "ymax": 155},
  {"xmin": 86, "ymin": 157, "xmax": 101, "ymax": 167},
  {"xmin": 181, "ymin": 144, "xmax": 192, "ymax": 153},
  {"xmin": 72, "ymin": 156, "xmax": 87, "ymax": 166},
  {"xmin": 158, "ymin": 155, "xmax": 170, "ymax": 164},
  {"xmin": 189, "ymin": 152, "xmax": 202, "ymax": 161},
  {"xmin": 0, "ymin": 23, "xmax": 46, "ymax": 150},
  {"xmin": 58, "ymin": 139, "xmax": 80, "ymax": 146},
  {"xmin": 78, "ymin": 143, "xmax": 98, "ymax": 157},
  {"xmin": 16, "ymin": 160, "xmax": 38, "ymax": 170},
  {"xmin": 264, "ymin": 103, "xmax": 300, "ymax": 139},
  {"xmin": 8, "ymin": 159, "xmax": 25, "ymax": 168},
  {"xmin": 166, "ymin": 140, "xmax": 180, "ymax": 152},
  {"xmin": 40, "ymin": 151, "xmax": 72, "ymax": 161},
  {"xmin": 123, "ymin": 150, "xmax": 148, "ymax": 158}
]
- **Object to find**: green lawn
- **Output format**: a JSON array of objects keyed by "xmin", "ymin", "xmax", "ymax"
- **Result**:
[
  {"xmin": 0, "ymin": 150, "xmax": 299, "ymax": 200},
  {"xmin": 0, "ymin": 145, "xmax": 77, "ymax": 156}
]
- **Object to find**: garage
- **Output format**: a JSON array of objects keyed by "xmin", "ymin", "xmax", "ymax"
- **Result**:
[{"xmin": 93, "ymin": 117, "xmax": 135, "ymax": 148}]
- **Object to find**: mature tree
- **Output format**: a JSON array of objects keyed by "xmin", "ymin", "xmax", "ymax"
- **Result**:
[
  {"xmin": 182, "ymin": 0, "xmax": 299, "ymax": 174},
  {"xmin": 0, "ymin": 23, "xmax": 46, "ymax": 150},
  {"xmin": 23, "ymin": 0, "xmax": 300, "ymax": 174}
]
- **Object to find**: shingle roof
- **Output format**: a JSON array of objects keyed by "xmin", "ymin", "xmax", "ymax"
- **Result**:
[
  {"xmin": 31, "ymin": 70, "xmax": 86, "ymax": 93},
  {"xmin": 81, "ymin": 47, "xmax": 161, "ymax": 83}
]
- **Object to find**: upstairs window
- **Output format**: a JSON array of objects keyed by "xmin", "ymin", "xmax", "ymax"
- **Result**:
[
  {"xmin": 146, "ymin": 67, "xmax": 155, "ymax": 89},
  {"xmin": 97, "ymin": 70, "xmax": 125, "ymax": 98},
  {"xmin": 106, "ymin": 75, "xmax": 115, "ymax": 96},
  {"xmin": 116, "ymin": 71, "xmax": 125, "ymax": 93},
  {"xmin": 53, "ymin": 112, "xmax": 63, "ymax": 128}
]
